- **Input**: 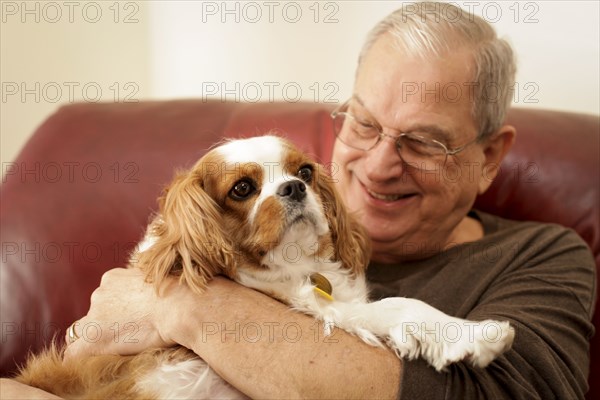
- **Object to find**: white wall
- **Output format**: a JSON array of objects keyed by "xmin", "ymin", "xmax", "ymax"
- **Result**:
[
  {"xmin": 0, "ymin": 1, "xmax": 151, "ymax": 166},
  {"xmin": 148, "ymin": 0, "xmax": 600, "ymax": 109},
  {"xmin": 2, "ymin": 0, "xmax": 598, "ymax": 167}
]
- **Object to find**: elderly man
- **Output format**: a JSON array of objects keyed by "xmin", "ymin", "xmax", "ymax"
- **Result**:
[{"xmin": 3, "ymin": 2, "xmax": 595, "ymax": 399}]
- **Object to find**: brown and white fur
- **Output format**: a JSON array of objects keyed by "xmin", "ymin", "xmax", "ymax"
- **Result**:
[{"xmin": 16, "ymin": 135, "xmax": 514, "ymax": 399}]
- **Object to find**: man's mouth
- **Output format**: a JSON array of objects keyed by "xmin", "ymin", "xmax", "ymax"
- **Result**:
[{"xmin": 366, "ymin": 188, "xmax": 416, "ymax": 202}]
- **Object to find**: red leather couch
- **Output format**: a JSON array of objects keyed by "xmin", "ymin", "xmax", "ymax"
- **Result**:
[{"xmin": 1, "ymin": 100, "xmax": 598, "ymax": 397}]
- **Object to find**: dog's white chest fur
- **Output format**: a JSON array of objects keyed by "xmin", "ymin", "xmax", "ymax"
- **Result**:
[{"xmin": 137, "ymin": 358, "xmax": 246, "ymax": 399}]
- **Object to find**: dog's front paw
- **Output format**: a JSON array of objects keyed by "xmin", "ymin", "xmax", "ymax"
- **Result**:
[
  {"xmin": 466, "ymin": 320, "xmax": 515, "ymax": 368},
  {"xmin": 342, "ymin": 298, "xmax": 515, "ymax": 371},
  {"xmin": 422, "ymin": 319, "xmax": 515, "ymax": 371}
]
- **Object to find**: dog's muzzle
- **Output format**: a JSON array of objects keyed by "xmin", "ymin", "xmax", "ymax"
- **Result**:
[{"xmin": 277, "ymin": 180, "xmax": 306, "ymax": 203}]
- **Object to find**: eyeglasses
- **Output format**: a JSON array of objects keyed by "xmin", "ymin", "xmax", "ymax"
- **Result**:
[{"xmin": 331, "ymin": 100, "xmax": 478, "ymax": 171}]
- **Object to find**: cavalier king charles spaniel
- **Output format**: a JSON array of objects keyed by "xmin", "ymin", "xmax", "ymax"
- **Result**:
[{"xmin": 17, "ymin": 135, "xmax": 514, "ymax": 399}]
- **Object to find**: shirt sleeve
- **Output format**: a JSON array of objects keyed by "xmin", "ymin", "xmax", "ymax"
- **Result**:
[{"xmin": 399, "ymin": 227, "xmax": 596, "ymax": 400}]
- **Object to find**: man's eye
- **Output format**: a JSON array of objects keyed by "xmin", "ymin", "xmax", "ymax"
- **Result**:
[
  {"xmin": 297, "ymin": 165, "xmax": 313, "ymax": 183},
  {"xmin": 352, "ymin": 119, "xmax": 378, "ymax": 138},
  {"xmin": 401, "ymin": 134, "xmax": 446, "ymax": 156},
  {"xmin": 230, "ymin": 180, "xmax": 255, "ymax": 200}
]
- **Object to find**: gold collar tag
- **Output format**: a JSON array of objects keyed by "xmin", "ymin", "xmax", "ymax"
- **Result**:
[{"xmin": 310, "ymin": 273, "xmax": 334, "ymax": 301}]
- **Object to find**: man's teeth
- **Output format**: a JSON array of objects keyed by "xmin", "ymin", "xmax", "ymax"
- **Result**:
[{"xmin": 367, "ymin": 189, "xmax": 411, "ymax": 201}]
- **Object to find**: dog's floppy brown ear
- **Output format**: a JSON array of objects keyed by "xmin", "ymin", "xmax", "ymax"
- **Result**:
[
  {"xmin": 315, "ymin": 164, "xmax": 371, "ymax": 276},
  {"xmin": 136, "ymin": 170, "xmax": 236, "ymax": 295}
]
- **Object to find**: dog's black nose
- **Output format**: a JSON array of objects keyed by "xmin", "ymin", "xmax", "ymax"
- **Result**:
[{"xmin": 277, "ymin": 180, "xmax": 306, "ymax": 202}]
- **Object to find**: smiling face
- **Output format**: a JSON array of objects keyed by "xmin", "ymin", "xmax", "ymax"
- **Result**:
[{"xmin": 332, "ymin": 35, "xmax": 497, "ymax": 262}]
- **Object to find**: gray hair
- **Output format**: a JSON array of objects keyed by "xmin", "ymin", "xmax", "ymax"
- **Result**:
[{"xmin": 358, "ymin": 1, "xmax": 516, "ymax": 139}]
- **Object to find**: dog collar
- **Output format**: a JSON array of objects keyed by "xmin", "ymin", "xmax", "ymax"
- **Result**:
[{"xmin": 310, "ymin": 273, "xmax": 334, "ymax": 301}]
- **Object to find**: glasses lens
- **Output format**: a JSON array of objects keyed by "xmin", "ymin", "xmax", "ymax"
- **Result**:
[
  {"xmin": 331, "ymin": 106, "xmax": 452, "ymax": 171},
  {"xmin": 397, "ymin": 135, "xmax": 447, "ymax": 171},
  {"xmin": 333, "ymin": 113, "xmax": 379, "ymax": 151}
]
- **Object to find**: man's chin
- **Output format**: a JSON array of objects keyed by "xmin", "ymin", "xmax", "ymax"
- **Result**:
[{"xmin": 362, "ymin": 222, "xmax": 406, "ymax": 245}]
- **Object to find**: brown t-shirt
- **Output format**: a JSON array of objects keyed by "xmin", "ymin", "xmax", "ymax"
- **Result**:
[{"xmin": 366, "ymin": 210, "xmax": 596, "ymax": 400}]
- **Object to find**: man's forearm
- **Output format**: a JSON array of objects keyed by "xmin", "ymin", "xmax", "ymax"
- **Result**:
[
  {"xmin": 170, "ymin": 277, "xmax": 402, "ymax": 399},
  {"xmin": 0, "ymin": 379, "xmax": 62, "ymax": 399}
]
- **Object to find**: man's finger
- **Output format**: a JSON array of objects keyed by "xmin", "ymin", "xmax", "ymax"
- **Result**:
[
  {"xmin": 63, "ymin": 333, "xmax": 100, "ymax": 362},
  {"xmin": 64, "ymin": 320, "xmax": 81, "ymax": 346},
  {"xmin": 63, "ymin": 317, "xmax": 94, "ymax": 361}
]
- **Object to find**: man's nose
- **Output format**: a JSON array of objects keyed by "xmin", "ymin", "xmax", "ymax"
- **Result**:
[{"xmin": 363, "ymin": 136, "xmax": 405, "ymax": 182}]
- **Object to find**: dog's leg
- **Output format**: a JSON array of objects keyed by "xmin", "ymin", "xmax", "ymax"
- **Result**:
[
  {"xmin": 368, "ymin": 298, "xmax": 515, "ymax": 370},
  {"xmin": 327, "ymin": 298, "xmax": 514, "ymax": 371}
]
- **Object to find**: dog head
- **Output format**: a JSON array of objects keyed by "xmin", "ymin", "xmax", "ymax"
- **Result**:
[{"xmin": 136, "ymin": 135, "xmax": 370, "ymax": 294}]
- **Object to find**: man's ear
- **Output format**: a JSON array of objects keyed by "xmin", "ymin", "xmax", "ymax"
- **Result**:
[{"xmin": 478, "ymin": 124, "xmax": 517, "ymax": 194}]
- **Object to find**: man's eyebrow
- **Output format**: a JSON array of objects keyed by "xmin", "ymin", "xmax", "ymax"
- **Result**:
[
  {"xmin": 350, "ymin": 95, "xmax": 376, "ymax": 119},
  {"xmin": 352, "ymin": 94, "xmax": 366, "ymax": 107},
  {"xmin": 408, "ymin": 125, "xmax": 454, "ymax": 142},
  {"xmin": 351, "ymin": 94, "xmax": 453, "ymax": 142}
]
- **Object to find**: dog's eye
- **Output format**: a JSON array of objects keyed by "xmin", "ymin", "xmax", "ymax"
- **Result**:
[
  {"xmin": 297, "ymin": 165, "xmax": 313, "ymax": 183},
  {"xmin": 230, "ymin": 180, "xmax": 255, "ymax": 200}
]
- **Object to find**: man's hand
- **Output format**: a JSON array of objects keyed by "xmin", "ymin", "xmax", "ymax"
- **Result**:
[{"xmin": 64, "ymin": 268, "xmax": 183, "ymax": 360}]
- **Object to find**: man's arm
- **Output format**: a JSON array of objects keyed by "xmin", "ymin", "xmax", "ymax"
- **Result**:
[
  {"xmin": 180, "ymin": 278, "xmax": 402, "ymax": 399},
  {"xmin": 65, "ymin": 270, "xmax": 402, "ymax": 399},
  {"xmin": 0, "ymin": 379, "xmax": 62, "ymax": 399}
]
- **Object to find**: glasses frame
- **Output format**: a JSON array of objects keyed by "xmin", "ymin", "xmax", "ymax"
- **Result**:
[{"xmin": 331, "ymin": 100, "xmax": 479, "ymax": 169}]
